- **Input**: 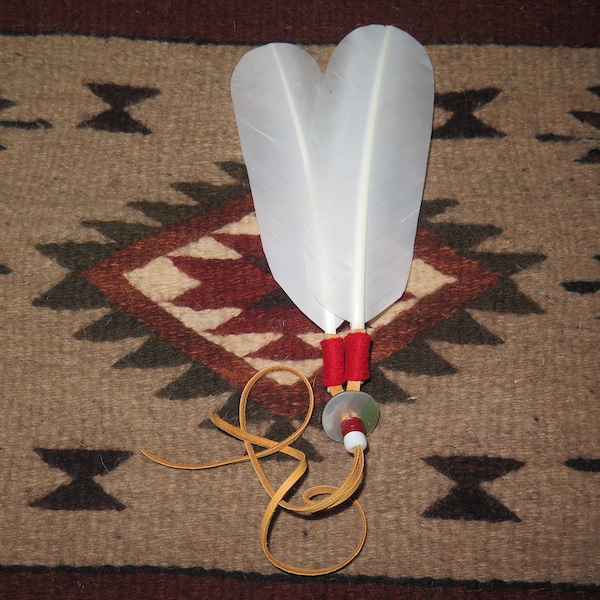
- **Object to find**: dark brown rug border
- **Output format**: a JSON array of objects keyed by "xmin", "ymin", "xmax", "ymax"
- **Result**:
[
  {"xmin": 0, "ymin": 566, "xmax": 598, "ymax": 600},
  {"xmin": 0, "ymin": 0, "xmax": 598, "ymax": 46}
]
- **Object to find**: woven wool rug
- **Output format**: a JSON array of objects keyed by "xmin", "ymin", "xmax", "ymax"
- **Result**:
[{"xmin": 1, "ymin": 1, "xmax": 599, "ymax": 598}]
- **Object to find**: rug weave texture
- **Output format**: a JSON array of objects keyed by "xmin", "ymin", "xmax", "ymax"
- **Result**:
[{"xmin": 0, "ymin": 1, "xmax": 598, "ymax": 598}]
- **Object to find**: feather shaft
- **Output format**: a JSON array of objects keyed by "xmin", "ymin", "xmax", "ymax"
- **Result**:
[
  {"xmin": 352, "ymin": 26, "xmax": 394, "ymax": 330},
  {"xmin": 309, "ymin": 25, "xmax": 434, "ymax": 329}
]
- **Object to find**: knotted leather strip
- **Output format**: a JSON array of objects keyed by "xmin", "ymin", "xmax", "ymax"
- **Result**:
[{"xmin": 141, "ymin": 365, "xmax": 367, "ymax": 576}]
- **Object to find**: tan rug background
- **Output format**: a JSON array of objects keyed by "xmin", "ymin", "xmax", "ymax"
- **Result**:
[{"xmin": 0, "ymin": 26, "xmax": 598, "ymax": 594}]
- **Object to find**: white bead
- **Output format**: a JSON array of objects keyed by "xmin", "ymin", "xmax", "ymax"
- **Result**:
[{"xmin": 343, "ymin": 430, "xmax": 368, "ymax": 453}]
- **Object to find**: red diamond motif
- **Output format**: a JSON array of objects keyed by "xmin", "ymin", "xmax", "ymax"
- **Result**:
[{"xmin": 83, "ymin": 193, "xmax": 499, "ymax": 418}]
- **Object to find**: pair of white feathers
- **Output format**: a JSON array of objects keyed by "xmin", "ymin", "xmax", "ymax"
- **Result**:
[{"xmin": 231, "ymin": 25, "xmax": 434, "ymax": 334}]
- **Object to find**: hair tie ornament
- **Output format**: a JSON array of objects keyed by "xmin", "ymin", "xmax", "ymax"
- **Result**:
[{"xmin": 142, "ymin": 24, "xmax": 434, "ymax": 575}]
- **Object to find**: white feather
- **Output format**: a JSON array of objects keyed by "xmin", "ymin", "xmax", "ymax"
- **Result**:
[
  {"xmin": 231, "ymin": 26, "xmax": 434, "ymax": 333},
  {"xmin": 231, "ymin": 44, "xmax": 341, "ymax": 333},
  {"xmin": 308, "ymin": 25, "xmax": 434, "ymax": 329}
]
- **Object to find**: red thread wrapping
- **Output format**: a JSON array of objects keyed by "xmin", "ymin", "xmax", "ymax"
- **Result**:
[
  {"xmin": 341, "ymin": 417, "xmax": 366, "ymax": 436},
  {"xmin": 320, "ymin": 336, "xmax": 345, "ymax": 387},
  {"xmin": 345, "ymin": 332, "xmax": 371, "ymax": 382}
]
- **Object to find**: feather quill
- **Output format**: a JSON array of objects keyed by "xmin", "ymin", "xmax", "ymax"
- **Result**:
[{"xmin": 231, "ymin": 25, "xmax": 434, "ymax": 333}]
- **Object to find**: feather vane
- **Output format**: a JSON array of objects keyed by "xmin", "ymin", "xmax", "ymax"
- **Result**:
[{"xmin": 231, "ymin": 44, "xmax": 341, "ymax": 333}]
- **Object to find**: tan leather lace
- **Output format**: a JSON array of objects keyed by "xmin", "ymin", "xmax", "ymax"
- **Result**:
[{"xmin": 141, "ymin": 365, "xmax": 367, "ymax": 576}]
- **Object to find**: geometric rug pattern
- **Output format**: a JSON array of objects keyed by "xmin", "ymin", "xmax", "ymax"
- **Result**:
[{"xmin": 1, "ymin": 1, "xmax": 598, "ymax": 598}]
